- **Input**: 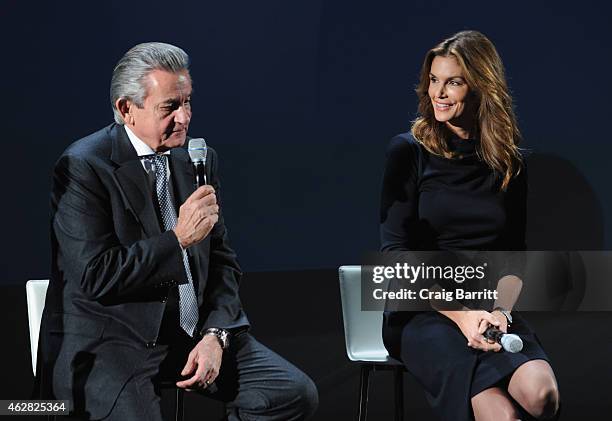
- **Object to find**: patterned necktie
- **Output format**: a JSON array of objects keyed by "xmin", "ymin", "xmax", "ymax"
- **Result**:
[{"xmin": 152, "ymin": 154, "xmax": 199, "ymax": 337}]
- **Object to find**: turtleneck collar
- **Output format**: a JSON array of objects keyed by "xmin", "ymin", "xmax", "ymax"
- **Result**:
[{"xmin": 447, "ymin": 135, "xmax": 478, "ymax": 156}]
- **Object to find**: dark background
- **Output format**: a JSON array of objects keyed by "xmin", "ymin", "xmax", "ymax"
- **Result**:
[{"xmin": 1, "ymin": 0, "xmax": 611, "ymax": 419}]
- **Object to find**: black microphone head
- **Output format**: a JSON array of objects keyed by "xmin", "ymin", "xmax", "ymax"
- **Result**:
[{"xmin": 188, "ymin": 138, "xmax": 207, "ymax": 164}]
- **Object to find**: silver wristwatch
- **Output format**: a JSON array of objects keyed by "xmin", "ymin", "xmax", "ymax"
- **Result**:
[
  {"xmin": 202, "ymin": 327, "xmax": 230, "ymax": 350},
  {"xmin": 493, "ymin": 307, "xmax": 512, "ymax": 326}
]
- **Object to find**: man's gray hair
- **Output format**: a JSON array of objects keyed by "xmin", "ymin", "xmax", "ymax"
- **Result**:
[{"xmin": 110, "ymin": 42, "xmax": 190, "ymax": 125}]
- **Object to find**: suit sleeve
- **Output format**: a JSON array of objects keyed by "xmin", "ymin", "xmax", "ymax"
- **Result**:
[
  {"xmin": 380, "ymin": 135, "xmax": 422, "ymax": 252},
  {"xmin": 198, "ymin": 148, "xmax": 249, "ymax": 333},
  {"xmin": 51, "ymin": 153, "xmax": 186, "ymax": 301}
]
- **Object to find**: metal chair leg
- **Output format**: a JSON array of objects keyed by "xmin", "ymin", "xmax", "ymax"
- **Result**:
[
  {"xmin": 393, "ymin": 367, "xmax": 404, "ymax": 421},
  {"xmin": 175, "ymin": 387, "xmax": 184, "ymax": 421},
  {"xmin": 358, "ymin": 364, "xmax": 371, "ymax": 421}
]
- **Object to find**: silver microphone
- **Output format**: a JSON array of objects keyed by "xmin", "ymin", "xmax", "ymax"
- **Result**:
[
  {"xmin": 188, "ymin": 138, "xmax": 208, "ymax": 187},
  {"xmin": 484, "ymin": 326, "xmax": 523, "ymax": 353}
]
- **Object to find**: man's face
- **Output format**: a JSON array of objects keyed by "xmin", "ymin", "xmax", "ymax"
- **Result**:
[{"xmin": 128, "ymin": 69, "xmax": 192, "ymax": 152}]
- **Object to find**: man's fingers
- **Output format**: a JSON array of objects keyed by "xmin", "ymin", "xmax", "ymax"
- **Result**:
[
  {"xmin": 176, "ymin": 373, "xmax": 200, "ymax": 389},
  {"xmin": 181, "ymin": 353, "xmax": 196, "ymax": 376},
  {"xmin": 177, "ymin": 368, "xmax": 204, "ymax": 388},
  {"xmin": 177, "ymin": 365, "xmax": 209, "ymax": 389},
  {"xmin": 189, "ymin": 195, "xmax": 218, "ymax": 220},
  {"xmin": 210, "ymin": 214, "xmax": 219, "ymax": 226},
  {"xmin": 204, "ymin": 367, "xmax": 219, "ymax": 384},
  {"xmin": 191, "ymin": 214, "xmax": 216, "ymax": 232},
  {"xmin": 196, "ymin": 192, "xmax": 217, "ymax": 206},
  {"xmin": 188, "ymin": 185, "xmax": 215, "ymax": 201},
  {"xmin": 193, "ymin": 203, "xmax": 219, "ymax": 217},
  {"xmin": 199, "ymin": 214, "xmax": 219, "ymax": 231}
]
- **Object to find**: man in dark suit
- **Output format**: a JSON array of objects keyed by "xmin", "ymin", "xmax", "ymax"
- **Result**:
[{"xmin": 39, "ymin": 42, "xmax": 318, "ymax": 420}]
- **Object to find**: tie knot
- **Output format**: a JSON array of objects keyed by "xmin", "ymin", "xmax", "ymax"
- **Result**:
[{"xmin": 143, "ymin": 154, "xmax": 167, "ymax": 178}]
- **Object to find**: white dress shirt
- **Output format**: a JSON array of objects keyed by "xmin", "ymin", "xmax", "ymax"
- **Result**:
[{"xmin": 124, "ymin": 125, "xmax": 171, "ymax": 181}]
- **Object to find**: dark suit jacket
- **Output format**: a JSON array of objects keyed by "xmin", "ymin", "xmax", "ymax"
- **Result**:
[{"xmin": 38, "ymin": 123, "xmax": 249, "ymax": 419}]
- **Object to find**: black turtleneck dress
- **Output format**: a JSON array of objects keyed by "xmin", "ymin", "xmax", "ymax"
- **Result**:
[{"xmin": 380, "ymin": 132, "xmax": 550, "ymax": 421}]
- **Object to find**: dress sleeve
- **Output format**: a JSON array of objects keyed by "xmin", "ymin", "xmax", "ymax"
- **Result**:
[{"xmin": 379, "ymin": 134, "xmax": 422, "ymax": 252}]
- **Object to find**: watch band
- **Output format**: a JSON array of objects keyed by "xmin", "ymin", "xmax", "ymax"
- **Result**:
[
  {"xmin": 493, "ymin": 307, "xmax": 512, "ymax": 326},
  {"xmin": 201, "ymin": 327, "xmax": 230, "ymax": 350}
]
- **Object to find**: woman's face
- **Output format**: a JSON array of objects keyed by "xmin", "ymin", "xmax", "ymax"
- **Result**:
[{"xmin": 428, "ymin": 55, "xmax": 473, "ymax": 126}]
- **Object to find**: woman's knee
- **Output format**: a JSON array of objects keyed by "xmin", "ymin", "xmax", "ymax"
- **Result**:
[
  {"xmin": 473, "ymin": 404, "xmax": 520, "ymax": 421},
  {"xmin": 523, "ymin": 383, "xmax": 560, "ymax": 420},
  {"xmin": 471, "ymin": 388, "xmax": 520, "ymax": 421},
  {"xmin": 509, "ymin": 360, "xmax": 560, "ymax": 420}
]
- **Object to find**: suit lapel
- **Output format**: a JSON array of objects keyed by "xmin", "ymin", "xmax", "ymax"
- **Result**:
[{"xmin": 110, "ymin": 125, "xmax": 162, "ymax": 237}]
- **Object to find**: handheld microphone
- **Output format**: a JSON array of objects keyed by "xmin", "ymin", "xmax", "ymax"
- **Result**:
[
  {"xmin": 188, "ymin": 138, "xmax": 208, "ymax": 188},
  {"xmin": 484, "ymin": 327, "xmax": 523, "ymax": 353}
]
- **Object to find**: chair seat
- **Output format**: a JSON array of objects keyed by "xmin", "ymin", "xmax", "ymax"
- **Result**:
[
  {"xmin": 347, "ymin": 349, "xmax": 390, "ymax": 362},
  {"xmin": 348, "ymin": 351, "xmax": 404, "ymax": 365}
]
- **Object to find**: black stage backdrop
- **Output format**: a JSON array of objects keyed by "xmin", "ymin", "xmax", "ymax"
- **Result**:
[{"xmin": 1, "ymin": 0, "xmax": 611, "ymax": 419}]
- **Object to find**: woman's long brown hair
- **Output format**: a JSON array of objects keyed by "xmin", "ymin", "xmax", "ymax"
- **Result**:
[{"xmin": 412, "ymin": 30, "xmax": 523, "ymax": 190}]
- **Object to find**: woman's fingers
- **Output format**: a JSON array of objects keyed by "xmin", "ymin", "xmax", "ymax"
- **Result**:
[
  {"xmin": 478, "ymin": 318, "xmax": 489, "ymax": 334},
  {"xmin": 461, "ymin": 311, "xmax": 503, "ymax": 352},
  {"xmin": 481, "ymin": 312, "xmax": 501, "ymax": 328}
]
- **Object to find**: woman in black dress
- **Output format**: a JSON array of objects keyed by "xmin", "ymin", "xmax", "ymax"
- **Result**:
[{"xmin": 380, "ymin": 31, "xmax": 560, "ymax": 420}]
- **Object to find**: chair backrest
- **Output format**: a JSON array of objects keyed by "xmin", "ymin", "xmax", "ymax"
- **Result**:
[
  {"xmin": 338, "ymin": 266, "xmax": 391, "ymax": 362},
  {"xmin": 26, "ymin": 279, "xmax": 49, "ymax": 375}
]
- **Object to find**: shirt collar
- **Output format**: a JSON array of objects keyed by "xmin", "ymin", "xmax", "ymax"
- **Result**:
[{"xmin": 124, "ymin": 125, "xmax": 170, "ymax": 157}]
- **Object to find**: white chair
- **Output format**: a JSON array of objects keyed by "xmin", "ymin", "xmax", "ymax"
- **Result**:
[
  {"xmin": 339, "ymin": 266, "xmax": 405, "ymax": 421},
  {"xmin": 26, "ymin": 279, "xmax": 49, "ymax": 375},
  {"xmin": 25, "ymin": 280, "xmax": 54, "ymax": 418}
]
